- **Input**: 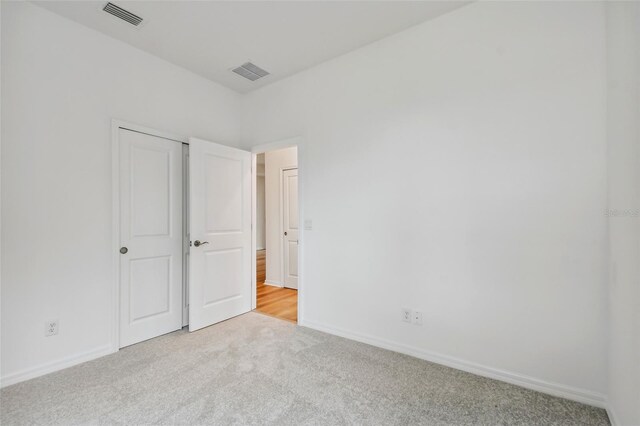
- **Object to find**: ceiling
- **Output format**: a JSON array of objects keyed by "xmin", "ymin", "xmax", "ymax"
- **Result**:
[{"xmin": 34, "ymin": 1, "xmax": 470, "ymax": 94}]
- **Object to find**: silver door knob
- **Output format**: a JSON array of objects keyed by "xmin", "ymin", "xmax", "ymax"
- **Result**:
[
  {"xmin": 120, "ymin": 247, "xmax": 128, "ymax": 254},
  {"xmin": 193, "ymin": 240, "xmax": 209, "ymax": 247}
]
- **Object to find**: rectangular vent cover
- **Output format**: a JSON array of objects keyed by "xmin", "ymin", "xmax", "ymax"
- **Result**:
[
  {"xmin": 232, "ymin": 62, "xmax": 270, "ymax": 82},
  {"xmin": 103, "ymin": 3, "xmax": 143, "ymax": 26}
]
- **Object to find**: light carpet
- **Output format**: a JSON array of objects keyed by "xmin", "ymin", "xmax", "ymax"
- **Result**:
[{"xmin": 1, "ymin": 312, "xmax": 609, "ymax": 425}]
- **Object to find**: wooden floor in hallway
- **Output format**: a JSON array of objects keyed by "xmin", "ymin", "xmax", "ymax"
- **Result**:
[{"xmin": 254, "ymin": 249, "xmax": 298, "ymax": 323}]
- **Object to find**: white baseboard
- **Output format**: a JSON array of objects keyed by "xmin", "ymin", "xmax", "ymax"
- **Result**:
[
  {"xmin": 300, "ymin": 319, "xmax": 607, "ymax": 409},
  {"xmin": 605, "ymin": 404, "xmax": 620, "ymax": 426},
  {"xmin": 0, "ymin": 344, "xmax": 115, "ymax": 388},
  {"xmin": 0, "ymin": 320, "xmax": 615, "ymax": 423},
  {"xmin": 264, "ymin": 280, "xmax": 283, "ymax": 287}
]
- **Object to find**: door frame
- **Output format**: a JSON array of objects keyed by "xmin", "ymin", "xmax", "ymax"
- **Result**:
[
  {"xmin": 111, "ymin": 119, "xmax": 188, "ymax": 352},
  {"xmin": 250, "ymin": 136, "xmax": 305, "ymax": 322}
]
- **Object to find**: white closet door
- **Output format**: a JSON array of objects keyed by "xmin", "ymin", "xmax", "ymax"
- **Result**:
[
  {"xmin": 188, "ymin": 138, "xmax": 251, "ymax": 331},
  {"xmin": 119, "ymin": 129, "xmax": 183, "ymax": 347},
  {"xmin": 283, "ymin": 168, "xmax": 299, "ymax": 289}
]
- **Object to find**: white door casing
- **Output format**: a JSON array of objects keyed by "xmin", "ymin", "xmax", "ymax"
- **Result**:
[
  {"xmin": 182, "ymin": 144, "xmax": 190, "ymax": 327},
  {"xmin": 118, "ymin": 129, "xmax": 183, "ymax": 348},
  {"xmin": 283, "ymin": 168, "xmax": 299, "ymax": 289},
  {"xmin": 188, "ymin": 138, "xmax": 252, "ymax": 331}
]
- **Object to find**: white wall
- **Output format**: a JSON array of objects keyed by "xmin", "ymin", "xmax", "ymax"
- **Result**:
[
  {"xmin": 241, "ymin": 2, "xmax": 609, "ymax": 404},
  {"xmin": 264, "ymin": 147, "xmax": 297, "ymax": 286},
  {"xmin": 256, "ymin": 171, "xmax": 266, "ymax": 250},
  {"xmin": 606, "ymin": 2, "xmax": 640, "ymax": 425},
  {"xmin": 0, "ymin": 2, "xmax": 241, "ymax": 385}
]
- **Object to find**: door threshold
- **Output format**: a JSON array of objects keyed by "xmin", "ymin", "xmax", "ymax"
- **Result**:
[{"xmin": 252, "ymin": 309, "xmax": 297, "ymax": 324}]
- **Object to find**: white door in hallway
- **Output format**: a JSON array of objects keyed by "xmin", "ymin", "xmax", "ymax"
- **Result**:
[
  {"xmin": 118, "ymin": 129, "xmax": 183, "ymax": 348},
  {"xmin": 188, "ymin": 138, "xmax": 252, "ymax": 331},
  {"xmin": 283, "ymin": 168, "xmax": 299, "ymax": 289}
]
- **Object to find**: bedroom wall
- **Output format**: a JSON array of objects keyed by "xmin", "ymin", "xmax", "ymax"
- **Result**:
[
  {"xmin": 240, "ymin": 1, "xmax": 608, "ymax": 404},
  {"xmin": 1, "ymin": 2, "xmax": 242, "ymax": 385},
  {"xmin": 606, "ymin": 2, "xmax": 640, "ymax": 424}
]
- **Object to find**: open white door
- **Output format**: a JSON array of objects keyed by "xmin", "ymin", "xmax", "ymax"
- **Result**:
[{"xmin": 188, "ymin": 138, "xmax": 252, "ymax": 331}]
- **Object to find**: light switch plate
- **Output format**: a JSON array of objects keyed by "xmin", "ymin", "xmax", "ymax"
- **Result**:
[{"xmin": 304, "ymin": 219, "xmax": 313, "ymax": 230}]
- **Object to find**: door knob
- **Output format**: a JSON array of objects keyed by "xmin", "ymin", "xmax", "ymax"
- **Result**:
[
  {"xmin": 284, "ymin": 232, "xmax": 288, "ymax": 236},
  {"xmin": 120, "ymin": 247, "xmax": 128, "ymax": 254},
  {"xmin": 193, "ymin": 240, "xmax": 209, "ymax": 247}
]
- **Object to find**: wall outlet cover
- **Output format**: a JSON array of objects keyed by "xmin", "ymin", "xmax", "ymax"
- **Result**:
[
  {"xmin": 45, "ymin": 319, "xmax": 59, "ymax": 337},
  {"xmin": 401, "ymin": 308, "xmax": 412, "ymax": 323}
]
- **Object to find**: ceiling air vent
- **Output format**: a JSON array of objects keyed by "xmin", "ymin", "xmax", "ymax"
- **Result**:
[
  {"xmin": 232, "ymin": 62, "xmax": 270, "ymax": 82},
  {"xmin": 103, "ymin": 2, "xmax": 143, "ymax": 26}
]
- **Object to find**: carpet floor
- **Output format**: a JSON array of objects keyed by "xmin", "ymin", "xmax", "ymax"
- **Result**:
[{"xmin": 1, "ymin": 312, "xmax": 609, "ymax": 425}]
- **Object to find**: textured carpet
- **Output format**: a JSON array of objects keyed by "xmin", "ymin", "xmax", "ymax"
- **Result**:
[{"xmin": 1, "ymin": 312, "xmax": 609, "ymax": 425}]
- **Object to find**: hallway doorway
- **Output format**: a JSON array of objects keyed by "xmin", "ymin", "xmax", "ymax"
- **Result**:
[{"xmin": 253, "ymin": 147, "xmax": 299, "ymax": 323}]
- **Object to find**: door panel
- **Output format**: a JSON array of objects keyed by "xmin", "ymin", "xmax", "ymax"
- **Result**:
[
  {"xmin": 287, "ymin": 241, "xmax": 298, "ymax": 277},
  {"xmin": 283, "ymin": 169, "xmax": 299, "ymax": 289},
  {"xmin": 131, "ymin": 148, "xmax": 170, "ymax": 237},
  {"xmin": 189, "ymin": 138, "xmax": 251, "ymax": 331},
  {"xmin": 129, "ymin": 256, "xmax": 171, "ymax": 321},
  {"xmin": 204, "ymin": 155, "xmax": 243, "ymax": 232},
  {"xmin": 203, "ymin": 248, "xmax": 243, "ymax": 305},
  {"xmin": 119, "ymin": 128, "xmax": 183, "ymax": 348}
]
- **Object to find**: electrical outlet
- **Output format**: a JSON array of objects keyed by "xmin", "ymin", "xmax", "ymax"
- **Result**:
[
  {"xmin": 401, "ymin": 308, "xmax": 412, "ymax": 323},
  {"xmin": 413, "ymin": 311, "xmax": 423, "ymax": 326},
  {"xmin": 45, "ymin": 319, "xmax": 59, "ymax": 337}
]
